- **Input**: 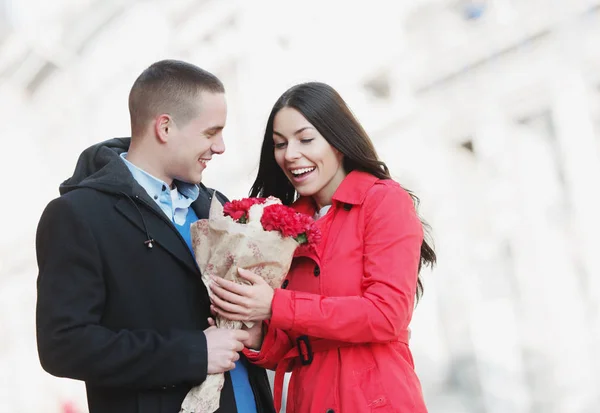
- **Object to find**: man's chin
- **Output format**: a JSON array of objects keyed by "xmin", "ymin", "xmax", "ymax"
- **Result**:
[{"xmin": 175, "ymin": 174, "xmax": 202, "ymax": 185}]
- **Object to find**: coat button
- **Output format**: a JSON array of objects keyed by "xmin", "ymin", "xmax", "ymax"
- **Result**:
[
  {"xmin": 326, "ymin": 409, "xmax": 335, "ymax": 413},
  {"xmin": 282, "ymin": 280, "xmax": 289, "ymax": 289},
  {"xmin": 313, "ymin": 265, "xmax": 320, "ymax": 277}
]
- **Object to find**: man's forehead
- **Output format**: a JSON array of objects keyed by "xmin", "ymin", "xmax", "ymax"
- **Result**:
[
  {"xmin": 192, "ymin": 93, "xmax": 226, "ymax": 123},
  {"xmin": 196, "ymin": 91, "xmax": 226, "ymax": 108}
]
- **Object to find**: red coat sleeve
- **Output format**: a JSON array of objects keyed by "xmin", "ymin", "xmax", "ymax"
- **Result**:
[
  {"xmin": 242, "ymin": 321, "xmax": 294, "ymax": 370},
  {"xmin": 269, "ymin": 184, "xmax": 423, "ymax": 343}
]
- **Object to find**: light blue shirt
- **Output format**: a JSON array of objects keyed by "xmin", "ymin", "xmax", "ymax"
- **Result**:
[{"xmin": 120, "ymin": 152, "xmax": 198, "ymax": 224}]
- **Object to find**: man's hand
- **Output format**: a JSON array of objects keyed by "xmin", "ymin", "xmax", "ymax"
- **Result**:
[
  {"xmin": 207, "ymin": 314, "xmax": 264, "ymax": 351},
  {"xmin": 204, "ymin": 326, "xmax": 250, "ymax": 374}
]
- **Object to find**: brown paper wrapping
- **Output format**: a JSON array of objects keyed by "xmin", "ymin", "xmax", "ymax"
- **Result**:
[{"xmin": 180, "ymin": 195, "xmax": 299, "ymax": 413}]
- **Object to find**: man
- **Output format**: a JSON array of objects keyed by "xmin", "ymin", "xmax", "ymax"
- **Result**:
[{"xmin": 35, "ymin": 60, "xmax": 274, "ymax": 413}]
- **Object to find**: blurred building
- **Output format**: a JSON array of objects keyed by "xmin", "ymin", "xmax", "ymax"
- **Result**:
[{"xmin": 0, "ymin": 0, "xmax": 599, "ymax": 412}]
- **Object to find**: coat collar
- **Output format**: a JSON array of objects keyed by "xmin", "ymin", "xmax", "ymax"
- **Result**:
[
  {"xmin": 332, "ymin": 170, "xmax": 379, "ymax": 205},
  {"xmin": 292, "ymin": 170, "xmax": 379, "ymax": 215}
]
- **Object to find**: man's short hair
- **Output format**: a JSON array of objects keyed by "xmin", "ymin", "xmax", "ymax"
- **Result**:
[{"xmin": 128, "ymin": 59, "xmax": 225, "ymax": 136}]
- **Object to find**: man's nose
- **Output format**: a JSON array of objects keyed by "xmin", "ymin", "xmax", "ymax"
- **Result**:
[{"xmin": 211, "ymin": 135, "xmax": 225, "ymax": 155}]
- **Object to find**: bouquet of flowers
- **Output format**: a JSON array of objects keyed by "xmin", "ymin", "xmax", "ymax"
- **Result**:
[{"xmin": 180, "ymin": 194, "xmax": 320, "ymax": 413}]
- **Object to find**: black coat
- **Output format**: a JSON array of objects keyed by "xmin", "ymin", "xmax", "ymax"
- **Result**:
[{"xmin": 35, "ymin": 138, "xmax": 274, "ymax": 413}]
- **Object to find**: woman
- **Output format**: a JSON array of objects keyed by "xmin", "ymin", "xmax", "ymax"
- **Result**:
[{"xmin": 209, "ymin": 82, "xmax": 436, "ymax": 412}]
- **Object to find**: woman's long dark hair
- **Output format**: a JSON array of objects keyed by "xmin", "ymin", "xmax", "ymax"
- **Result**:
[{"xmin": 250, "ymin": 82, "xmax": 435, "ymax": 300}]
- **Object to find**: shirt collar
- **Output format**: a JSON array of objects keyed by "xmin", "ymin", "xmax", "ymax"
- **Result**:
[{"xmin": 119, "ymin": 152, "xmax": 199, "ymax": 202}]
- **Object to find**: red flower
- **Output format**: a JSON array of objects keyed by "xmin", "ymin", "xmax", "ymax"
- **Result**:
[
  {"xmin": 223, "ymin": 197, "xmax": 320, "ymax": 247},
  {"xmin": 261, "ymin": 204, "xmax": 320, "ymax": 246},
  {"xmin": 223, "ymin": 198, "xmax": 266, "ymax": 223}
]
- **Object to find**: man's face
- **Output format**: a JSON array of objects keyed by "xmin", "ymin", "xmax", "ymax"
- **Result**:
[{"xmin": 166, "ymin": 91, "xmax": 227, "ymax": 184}]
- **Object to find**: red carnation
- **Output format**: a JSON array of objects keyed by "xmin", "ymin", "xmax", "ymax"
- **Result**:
[
  {"xmin": 223, "ymin": 198, "xmax": 266, "ymax": 223},
  {"xmin": 223, "ymin": 197, "xmax": 320, "ymax": 247},
  {"xmin": 261, "ymin": 204, "xmax": 320, "ymax": 246}
]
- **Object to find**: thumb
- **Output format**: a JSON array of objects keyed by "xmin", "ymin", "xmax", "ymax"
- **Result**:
[
  {"xmin": 237, "ymin": 267, "xmax": 264, "ymax": 284},
  {"xmin": 233, "ymin": 329, "xmax": 251, "ymax": 341}
]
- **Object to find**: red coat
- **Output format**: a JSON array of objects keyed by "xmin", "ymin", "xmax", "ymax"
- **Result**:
[{"xmin": 244, "ymin": 171, "xmax": 428, "ymax": 413}]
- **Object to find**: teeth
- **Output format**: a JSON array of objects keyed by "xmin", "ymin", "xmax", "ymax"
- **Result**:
[
  {"xmin": 290, "ymin": 167, "xmax": 315, "ymax": 176},
  {"xmin": 200, "ymin": 159, "xmax": 209, "ymax": 165}
]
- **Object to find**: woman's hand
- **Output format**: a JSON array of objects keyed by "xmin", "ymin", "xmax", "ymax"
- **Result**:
[
  {"xmin": 210, "ymin": 268, "xmax": 275, "ymax": 322},
  {"xmin": 242, "ymin": 320, "xmax": 264, "ymax": 350}
]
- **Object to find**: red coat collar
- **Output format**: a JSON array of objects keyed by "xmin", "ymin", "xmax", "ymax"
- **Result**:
[
  {"xmin": 332, "ymin": 170, "xmax": 379, "ymax": 205},
  {"xmin": 291, "ymin": 170, "xmax": 379, "ymax": 215}
]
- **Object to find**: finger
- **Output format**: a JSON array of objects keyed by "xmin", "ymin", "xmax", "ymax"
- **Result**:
[
  {"xmin": 211, "ymin": 292, "xmax": 249, "ymax": 316},
  {"xmin": 212, "ymin": 276, "xmax": 250, "ymax": 295},
  {"xmin": 207, "ymin": 317, "xmax": 216, "ymax": 327},
  {"xmin": 238, "ymin": 268, "xmax": 264, "ymax": 284},
  {"xmin": 233, "ymin": 329, "xmax": 251, "ymax": 342},
  {"xmin": 210, "ymin": 305, "xmax": 218, "ymax": 317},
  {"xmin": 232, "ymin": 352, "xmax": 240, "ymax": 362},
  {"xmin": 212, "ymin": 306, "xmax": 247, "ymax": 321},
  {"xmin": 227, "ymin": 361, "xmax": 236, "ymax": 371},
  {"xmin": 233, "ymin": 341, "xmax": 244, "ymax": 352},
  {"xmin": 211, "ymin": 300, "xmax": 249, "ymax": 321},
  {"xmin": 211, "ymin": 282, "xmax": 249, "ymax": 305}
]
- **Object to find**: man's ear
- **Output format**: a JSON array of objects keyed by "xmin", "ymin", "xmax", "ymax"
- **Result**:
[{"xmin": 154, "ymin": 114, "xmax": 173, "ymax": 143}]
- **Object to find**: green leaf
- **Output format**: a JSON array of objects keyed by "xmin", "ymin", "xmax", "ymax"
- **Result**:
[{"xmin": 294, "ymin": 233, "xmax": 308, "ymax": 245}]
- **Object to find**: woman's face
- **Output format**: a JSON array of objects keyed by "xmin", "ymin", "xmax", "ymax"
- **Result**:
[{"xmin": 272, "ymin": 107, "xmax": 346, "ymax": 208}]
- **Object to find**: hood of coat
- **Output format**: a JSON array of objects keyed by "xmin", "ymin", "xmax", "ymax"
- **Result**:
[{"xmin": 59, "ymin": 137, "xmax": 139, "ymax": 196}]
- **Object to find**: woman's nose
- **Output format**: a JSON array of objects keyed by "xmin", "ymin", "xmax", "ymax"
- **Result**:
[{"xmin": 284, "ymin": 143, "xmax": 301, "ymax": 161}]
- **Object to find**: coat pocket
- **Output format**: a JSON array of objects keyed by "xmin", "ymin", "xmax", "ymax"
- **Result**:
[{"xmin": 353, "ymin": 365, "xmax": 392, "ymax": 411}]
